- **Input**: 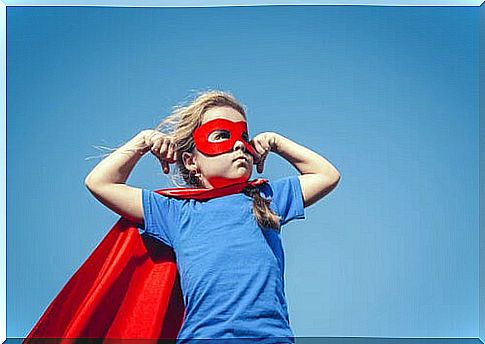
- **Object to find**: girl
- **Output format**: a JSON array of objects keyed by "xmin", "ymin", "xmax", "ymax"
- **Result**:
[{"xmin": 84, "ymin": 90, "xmax": 341, "ymax": 343}]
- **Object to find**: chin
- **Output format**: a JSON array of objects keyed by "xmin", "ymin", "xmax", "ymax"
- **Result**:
[
  {"xmin": 230, "ymin": 170, "xmax": 251, "ymax": 181},
  {"xmin": 237, "ymin": 168, "xmax": 252, "ymax": 178}
]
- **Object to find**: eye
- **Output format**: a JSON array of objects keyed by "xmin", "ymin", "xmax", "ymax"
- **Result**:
[
  {"xmin": 209, "ymin": 130, "xmax": 230, "ymax": 142},
  {"xmin": 242, "ymin": 132, "xmax": 249, "ymax": 142}
]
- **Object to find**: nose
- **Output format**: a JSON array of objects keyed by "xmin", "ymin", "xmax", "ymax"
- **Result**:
[{"xmin": 233, "ymin": 139, "xmax": 246, "ymax": 153}]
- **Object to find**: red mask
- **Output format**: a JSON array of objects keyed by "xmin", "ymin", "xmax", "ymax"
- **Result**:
[{"xmin": 193, "ymin": 118, "xmax": 256, "ymax": 157}]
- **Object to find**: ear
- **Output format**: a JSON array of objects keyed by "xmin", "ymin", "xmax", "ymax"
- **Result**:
[{"xmin": 182, "ymin": 151, "xmax": 197, "ymax": 171}]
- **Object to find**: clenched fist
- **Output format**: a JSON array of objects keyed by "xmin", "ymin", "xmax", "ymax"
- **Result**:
[
  {"xmin": 250, "ymin": 132, "xmax": 280, "ymax": 173},
  {"xmin": 140, "ymin": 130, "xmax": 178, "ymax": 174}
]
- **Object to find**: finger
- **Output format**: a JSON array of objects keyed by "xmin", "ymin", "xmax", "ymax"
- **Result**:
[
  {"xmin": 161, "ymin": 160, "xmax": 169, "ymax": 174},
  {"xmin": 248, "ymin": 140, "xmax": 260, "ymax": 162},
  {"xmin": 252, "ymin": 139, "xmax": 267, "ymax": 159},
  {"xmin": 159, "ymin": 138, "xmax": 170, "ymax": 159},
  {"xmin": 257, "ymin": 149, "xmax": 268, "ymax": 165},
  {"xmin": 167, "ymin": 141, "xmax": 175, "ymax": 163},
  {"xmin": 172, "ymin": 150, "xmax": 178, "ymax": 163},
  {"xmin": 257, "ymin": 156, "xmax": 265, "ymax": 173},
  {"xmin": 261, "ymin": 140, "xmax": 271, "ymax": 152},
  {"xmin": 151, "ymin": 136, "xmax": 162, "ymax": 155},
  {"xmin": 252, "ymin": 151, "xmax": 261, "ymax": 164}
]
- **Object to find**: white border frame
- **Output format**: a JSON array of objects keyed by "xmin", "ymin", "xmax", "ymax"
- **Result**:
[{"xmin": 1, "ymin": 1, "xmax": 483, "ymax": 342}]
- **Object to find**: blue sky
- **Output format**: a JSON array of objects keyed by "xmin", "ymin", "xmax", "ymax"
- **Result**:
[{"xmin": 7, "ymin": 4, "xmax": 479, "ymax": 338}]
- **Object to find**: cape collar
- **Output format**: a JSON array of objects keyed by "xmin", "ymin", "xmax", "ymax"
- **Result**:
[{"xmin": 155, "ymin": 178, "xmax": 268, "ymax": 201}]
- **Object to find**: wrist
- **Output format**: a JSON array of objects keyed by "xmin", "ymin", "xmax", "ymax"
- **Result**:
[{"xmin": 122, "ymin": 130, "xmax": 151, "ymax": 156}]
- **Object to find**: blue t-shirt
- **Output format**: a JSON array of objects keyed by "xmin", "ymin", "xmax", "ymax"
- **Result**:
[{"xmin": 137, "ymin": 176, "xmax": 305, "ymax": 343}]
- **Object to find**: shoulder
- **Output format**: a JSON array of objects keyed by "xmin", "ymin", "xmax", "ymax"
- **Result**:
[
  {"xmin": 141, "ymin": 189, "xmax": 189, "ymax": 215},
  {"xmin": 258, "ymin": 176, "xmax": 305, "ymax": 226}
]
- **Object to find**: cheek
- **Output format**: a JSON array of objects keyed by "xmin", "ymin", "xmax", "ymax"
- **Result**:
[{"xmin": 205, "ymin": 155, "xmax": 230, "ymax": 170}]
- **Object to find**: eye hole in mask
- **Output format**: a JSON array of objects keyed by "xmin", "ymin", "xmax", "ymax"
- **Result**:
[
  {"xmin": 208, "ymin": 130, "xmax": 231, "ymax": 142},
  {"xmin": 208, "ymin": 130, "xmax": 250, "ymax": 143}
]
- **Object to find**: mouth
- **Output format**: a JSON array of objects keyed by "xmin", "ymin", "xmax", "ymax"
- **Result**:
[{"xmin": 233, "ymin": 155, "xmax": 249, "ymax": 162}]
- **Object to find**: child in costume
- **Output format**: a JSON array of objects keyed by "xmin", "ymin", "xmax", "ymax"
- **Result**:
[{"xmin": 33, "ymin": 90, "xmax": 340, "ymax": 343}]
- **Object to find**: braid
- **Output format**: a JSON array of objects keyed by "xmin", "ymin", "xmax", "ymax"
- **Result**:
[{"xmin": 242, "ymin": 185, "xmax": 280, "ymax": 231}]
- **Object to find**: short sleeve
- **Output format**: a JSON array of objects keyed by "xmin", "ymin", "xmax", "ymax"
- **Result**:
[
  {"xmin": 262, "ymin": 175, "xmax": 306, "ymax": 226},
  {"xmin": 136, "ymin": 189, "xmax": 181, "ymax": 248}
]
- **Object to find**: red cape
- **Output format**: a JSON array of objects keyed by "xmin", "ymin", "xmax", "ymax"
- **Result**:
[{"xmin": 24, "ymin": 178, "xmax": 268, "ymax": 342}]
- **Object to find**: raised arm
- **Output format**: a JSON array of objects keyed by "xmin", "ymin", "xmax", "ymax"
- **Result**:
[
  {"xmin": 84, "ymin": 130, "xmax": 175, "ymax": 225},
  {"xmin": 252, "ymin": 132, "xmax": 341, "ymax": 208}
]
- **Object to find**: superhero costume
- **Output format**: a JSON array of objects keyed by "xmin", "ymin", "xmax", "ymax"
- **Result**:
[
  {"xmin": 25, "ymin": 118, "xmax": 266, "ymax": 341},
  {"xmin": 24, "ymin": 178, "xmax": 268, "ymax": 342}
]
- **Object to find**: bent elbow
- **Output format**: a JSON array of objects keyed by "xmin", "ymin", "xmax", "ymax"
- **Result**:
[
  {"xmin": 329, "ymin": 166, "xmax": 341, "ymax": 185},
  {"xmin": 84, "ymin": 174, "xmax": 103, "ymax": 192},
  {"xmin": 84, "ymin": 174, "xmax": 95, "ymax": 189},
  {"xmin": 334, "ymin": 173, "xmax": 341, "ymax": 185}
]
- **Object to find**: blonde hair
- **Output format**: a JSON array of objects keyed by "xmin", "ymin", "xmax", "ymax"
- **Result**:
[{"xmin": 156, "ymin": 89, "xmax": 281, "ymax": 230}]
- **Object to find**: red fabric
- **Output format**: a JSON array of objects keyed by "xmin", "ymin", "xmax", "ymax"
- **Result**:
[
  {"xmin": 24, "ymin": 178, "xmax": 267, "ymax": 342},
  {"xmin": 192, "ymin": 118, "xmax": 256, "ymax": 157}
]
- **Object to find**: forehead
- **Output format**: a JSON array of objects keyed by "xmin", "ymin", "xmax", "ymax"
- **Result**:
[{"xmin": 201, "ymin": 106, "xmax": 246, "ymax": 124}]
